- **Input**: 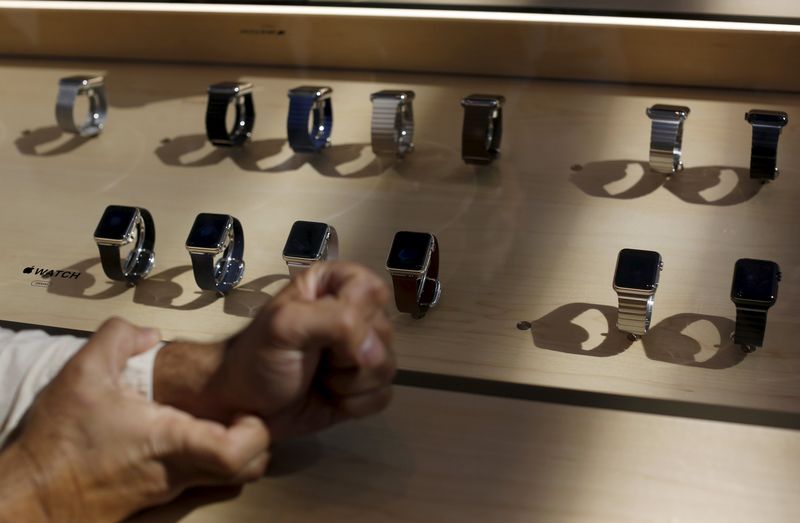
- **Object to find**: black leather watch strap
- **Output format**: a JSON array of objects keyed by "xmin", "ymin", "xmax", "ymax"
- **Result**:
[{"xmin": 97, "ymin": 207, "xmax": 155, "ymax": 284}]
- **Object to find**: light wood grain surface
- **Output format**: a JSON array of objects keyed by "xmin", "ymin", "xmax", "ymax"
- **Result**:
[
  {"xmin": 0, "ymin": 59, "xmax": 798, "ymax": 416},
  {"xmin": 2, "ymin": 2, "xmax": 800, "ymax": 91},
  {"xmin": 129, "ymin": 385, "xmax": 800, "ymax": 522}
]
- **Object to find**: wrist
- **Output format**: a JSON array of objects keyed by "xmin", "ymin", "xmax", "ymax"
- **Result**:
[
  {"xmin": 0, "ymin": 443, "xmax": 51, "ymax": 523},
  {"xmin": 152, "ymin": 339, "xmax": 238, "ymax": 421}
]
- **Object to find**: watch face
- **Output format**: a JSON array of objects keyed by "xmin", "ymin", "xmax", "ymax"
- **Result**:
[
  {"xmin": 186, "ymin": 213, "xmax": 231, "ymax": 250},
  {"xmin": 614, "ymin": 248, "xmax": 662, "ymax": 291},
  {"xmin": 283, "ymin": 221, "xmax": 328, "ymax": 260},
  {"xmin": 387, "ymin": 231, "xmax": 433, "ymax": 272},
  {"xmin": 94, "ymin": 205, "xmax": 137, "ymax": 241},
  {"xmin": 731, "ymin": 258, "xmax": 780, "ymax": 302}
]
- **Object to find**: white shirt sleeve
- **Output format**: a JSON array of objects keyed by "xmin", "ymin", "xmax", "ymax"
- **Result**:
[{"xmin": 0, "ymin": 327, "xmax": 163, "ymax": 447}]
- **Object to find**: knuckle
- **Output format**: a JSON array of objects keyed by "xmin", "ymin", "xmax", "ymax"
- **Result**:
[
  {"xmin": 214, "ymin": 447, "xmax": 244, "ymax": 477},
  {"xmin": 261, "ymin": 302, "xmax": 298, "ymax": 340},
  {"xmin": 370, "ymin": 275, "xmax": 391, "ymax": 304},
  {"xmin": 101, "ymin": 316, "xmax": 128, "ymax": 333},
  {"xmin": 335, "ymin": 307, "xmax": 360, "ymax": 339}
]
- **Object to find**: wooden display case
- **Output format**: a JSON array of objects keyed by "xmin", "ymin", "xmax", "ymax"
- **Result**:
[{"xmin": 0, "ymin": 2, "xmax": 798, "ymax": 520}]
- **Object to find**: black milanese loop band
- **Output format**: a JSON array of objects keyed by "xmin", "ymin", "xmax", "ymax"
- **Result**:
[
  {"xmin": 189, "ymin": 218, "xmax": 245, "ymax": 294},
  {"xmin": 733, "ymin": 307, "xmax": 769, "ymax": 349},
  {"xmin": 97, "ymin": 208, "xmax": 155, "ymax": 284}
]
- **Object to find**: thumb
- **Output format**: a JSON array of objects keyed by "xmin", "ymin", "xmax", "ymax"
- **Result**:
[
  {"xmin": 169, "ymin": 413, "xmax": 270, "ymax": 484},
  {"xmin": 72, "ymin": 317, "xmax": 161, "ymax": 378}
]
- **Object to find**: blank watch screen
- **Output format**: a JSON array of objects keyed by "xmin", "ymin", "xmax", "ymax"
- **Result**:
[{"xmin": 387, "ymin": 231, "xmax": 433, "ymax": 271}]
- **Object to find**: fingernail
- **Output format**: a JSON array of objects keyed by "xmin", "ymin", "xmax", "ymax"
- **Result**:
[{"xmin": 359, "ymin": 329, "xmax": 383, "ymax": 366}]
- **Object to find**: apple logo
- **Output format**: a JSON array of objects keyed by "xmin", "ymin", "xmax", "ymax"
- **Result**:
[{"xmin": 23, "ymin": 266, "xmax": 34, "ymax": 274}]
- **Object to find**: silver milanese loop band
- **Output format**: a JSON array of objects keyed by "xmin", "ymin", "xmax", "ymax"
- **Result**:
[
  {"xmin": 370, "ymin": 90, "xmax": 415, "ymax": 157},
  {"xmin": 56, "ymin": 75, "xmax": 107, "ymax": 137},
  {"xmin": 616, "ymin": 294, "xmax": 654, "ymax": 337},
  {"xmin": 646, "ymin": 104, "xmax": 690, "ymax": 174},
  {"xmin": 286, "ymin": 226, "xmax": 339, "ymax": 277}
]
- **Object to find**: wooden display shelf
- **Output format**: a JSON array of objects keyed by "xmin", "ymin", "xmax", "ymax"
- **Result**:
[
  {"xmin": 1, "ymin": 2, "xmax": 800, "ymax": 92},
  {"xmin": 130, "ymin": 385, "xmax": 800, "ymax": 522},
  {"xmin": 0, "ymin": 59, "xmax": 797, "ymax": 419}
]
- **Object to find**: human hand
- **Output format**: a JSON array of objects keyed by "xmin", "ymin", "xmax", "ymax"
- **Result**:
[
  {"xmin": 0, "ymin": 318, "xmax": 270, "ymax": 523},
  {"xmin": 158, "ymin": 262, "xmax": 395, "ymax": 442},
  {"xmin": 225, "ymin": 262, "xmax": 395, "ymax": 441}
]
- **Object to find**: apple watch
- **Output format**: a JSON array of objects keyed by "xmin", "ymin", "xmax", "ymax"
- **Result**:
[
  {"xmin": 745, "ymin": 110, "xmax": 788, "ymax": 181},
  {"xmin": 460, "ymin": 94, "xmax": 504, "ymax": 165},
  {"xmin": 282, "ymin": 220, "xmax": 339, "ymax": 277},
  {"xmin": 205, "ymin": 81, "xmax": 255, "ymax": 147},
  {"xmin": 370, "ymin": 90, "xmax": 415, "ymax": 158},
  {"xmin": 56, "ymin": 75, "xmax": 107, "ymax": 137},
  {"xmin": 730, "ymin": 258, "xmax": 781, "ymax": 352},
  {"xmin": 93, "ymin": 205, "xmax": 155, "ymax": 285},
  {"xmin": 185, "ymin": 213, "xmax": 245, "ymax": 294},
  {"xmin": 646, "ymin": 104, "xmax": 690, "ymax": 174},
  {"xmin": 612, "ymin": 248, "xmax": 663, "ymax": 338},
  {"xmin": 385, "ymin": 231, "xmax": 441, "ymax": 319},
  {"xmin": 287, "ymin": 86, "xmax": 333, "ymax": 153}
]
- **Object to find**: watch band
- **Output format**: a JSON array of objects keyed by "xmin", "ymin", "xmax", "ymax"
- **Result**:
[
  {"xmin": 286, "ymin": 226, "xmax": 339, "ymax": 277},
  {"xmin": 287, "ymin": 86, "xmax": 333, "ymax": 153},
  {"xmin": 616, "ymin": 293, "xmax": 654, "ymax": 337},
  {"xmin": 745, "ymin": 110, "xmax": 788, "ymax": 181},
  {"xmin": 55, "ymin": 75, "xmax": 107, "ymax": 137},
  {"xmin": 189, "ymin": 217, "xmax": 245, "ymax": 294},
  {"xmin": 460, "ymin": 94, "xmax": 504, "ymax": 165},
  {"xmin": 391, "ymin": 236, "xmax": 441, "ymax": 319},
  {"xmin": 205, "ymin": 82, "xmax": 255, "ymax": 147},
  {"xmin": 646, "ymin": 104, "xmax": 690, "ymax": 174},
  {"xmin": 370, "ymin": 90, "xmax": 415, "ymax": 157},
  {"xmin": 733, "ymin": 306, "xmax": 769, "ymax": 350},
  {"xmin": 97, "ymin": 208, "xmax": 155, "ymax": 285}
]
